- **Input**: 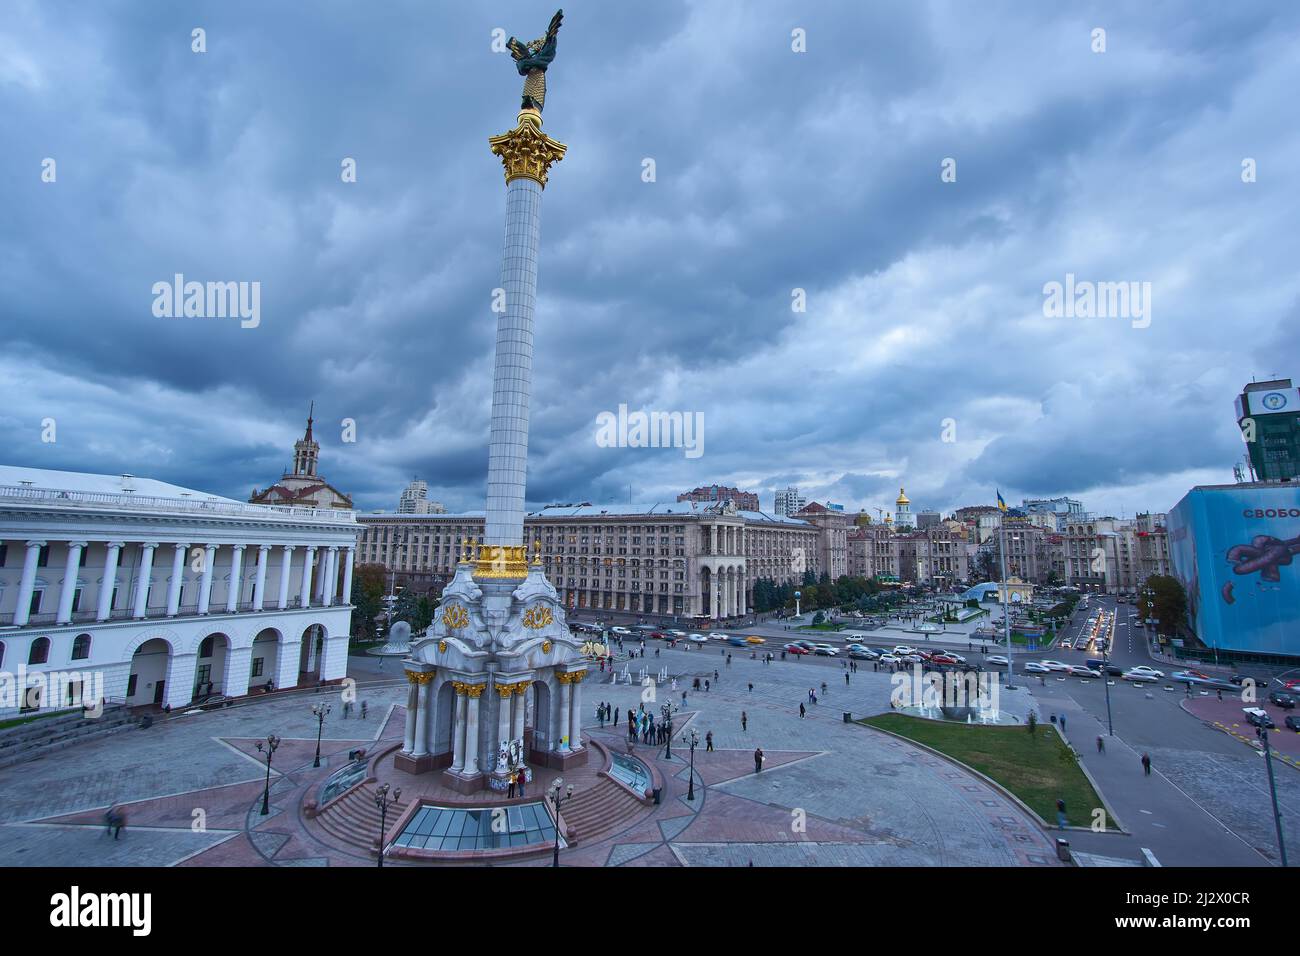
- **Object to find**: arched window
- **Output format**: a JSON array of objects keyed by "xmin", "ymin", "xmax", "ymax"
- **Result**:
[
  {"xmin": 71, "ymin": 634, "xmax": 92, "ymax": 661},
  {"xmin": 199, "ymin": 636, "xmax": 215, "ymax": 658},
  {"xmin": 28, "ymin": 637, "xmax": 50, "ymax": 666}
]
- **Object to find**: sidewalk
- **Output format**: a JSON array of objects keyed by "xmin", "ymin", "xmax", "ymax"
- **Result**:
[{"xmin": 1031, "ymin": 684, "xmax": 1269, "ymax": 867}]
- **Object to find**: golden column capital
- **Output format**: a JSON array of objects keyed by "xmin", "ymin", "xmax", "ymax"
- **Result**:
[
  {"xmin": 495, "ymin": 682, "xmax": 515, "ymax": 698},
  {"xmin": 489, "ymin": 111, "xmax": 567, "ymax": 190},
  {"xmin": 406, "ymin": 669, "xmax": 435, "ymax": 685}
]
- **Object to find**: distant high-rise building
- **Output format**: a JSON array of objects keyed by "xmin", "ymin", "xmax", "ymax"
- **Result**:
[
  {"xmin": 916, "ymin": 510, "xmax": 941, "ymax": 530},
  {"xmin": 774, "ymin": 486, "xmax": 806, "ymax": 516},
  {"xmin": 1022, "ymin": 496, "xmax": 1085, "ymax": 521},
  {"xmin": 1236, "ymin": 377, "xmax": 1300, "ymax": 482},
  {"xmin": 677, "ymin": 484, "xmax": 759, "ymax": 512},
  {"xmin": 397, "ymin": 478, "xmax": 445, "ymax": 514}
]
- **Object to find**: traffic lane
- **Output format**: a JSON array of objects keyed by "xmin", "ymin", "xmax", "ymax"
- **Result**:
[{"xmin": 1036, "ymin": 671, "xmax": 1248, "ymax": 755}]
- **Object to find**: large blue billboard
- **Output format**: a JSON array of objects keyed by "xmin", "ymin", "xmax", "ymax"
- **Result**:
[{"xmin": 1168, "ymin": 484, "xmax": 1300, "ymax": 657}]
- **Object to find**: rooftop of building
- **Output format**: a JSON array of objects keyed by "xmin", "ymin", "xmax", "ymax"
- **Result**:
[
  {"xmin": 0, "ymin": 464, "xmax": 240, "ymax": 502},
  {"xmin": 356, "ymin": 501, "xmax": 812, "ymax": 525}
]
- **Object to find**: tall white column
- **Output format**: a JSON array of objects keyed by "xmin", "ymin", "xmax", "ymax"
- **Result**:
[
  {"xmin": 404, "ymin": 675, "xmax": 420, "ymax": 754},
  {"xmin": 56, "ymin": 541, "xmax": 87, "ymax": 624},
  {"xmin": 451, "ymin": 687, "xmax": 467, "ymax": 770},
  {"xmin": 225, "ymin": 545, "xmax": 246, "ymax": 613},
  {"xmin": 132, "ymin": 543, "xmax": 157, "ymax": 619},
  {"xmin": 323, "ymin": 546, "xmax": 339, "ymax": 607},
  {"xmin": 165, "ymin": 542, "xmax": 188, "ymax": 617},
  {"xmin": 300, "ymin": 546, "xmax": 316, "ymax": 608},
  {"xmin": 463, "ymin": 689, "xmax": 481, "ymax": 773},
  {"xmin": 252, "ymin": 545, "xmax": 270, "ymax": 611},
  {"xmin": 96, "ymin": 541, "xmax": 123, "ymax": 621},
  {"xmin": 314, "ymin": 548, "xmax": 327, "ymax": 603},
  {"xmin": 277, "ymin": 546, "xmax": 293, "ymax": 610},
  {"xmin": 710, "ymin": 570, "xmax": 718, "ymax": 619},
  {"xmin": 198, "ymin": 544, "xmax": 217, "ymax": 614},
  {"xmin": 558, "ymin": 678, "xmax": 572, "ymax": 751},
  {"xmin": 511, "ymin": 682, "xmax": 527, "ymax": 743},
  {"xmin": 341, "ymin": 546, "xmax": 355, "ymax": 605},
  {"xmin": 496, "ymin": 685, "xmax": 512, "ymax": 764},
  {"xmin": 412, "ymin": 678, "xmax": 431, "ymax": 757},
  {"xmin": 568, "ymin": 674, "xmax": 583, "ymax": 751},
  {"xmin": 13, "ymin": 540, "xmax": 45, "ymax": 627}
]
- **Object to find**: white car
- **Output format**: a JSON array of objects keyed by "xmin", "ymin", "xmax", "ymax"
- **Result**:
[
  {"xmin": 1123, "ymin": 669, "xmax": 1160, "ymax": 683},
  {"xmin": 1067, "ymin": 665, "xmax": 1101, "ymax": 678},
  {"xmin": 610, "ymin": 626, "xmax": 633, "ymax": 636},
  {"xmin": 813, "ymin": 644, "xmax": 839, "ymax": 657},
  {"xmin": 1128, "ymin": 665, "xmax": 1164, "ymax": 678},
  {"xmin": 687, "ymin": 633, "xmax": 708, "ymax": 644},
  {"xmin": 1023, "ymin": 662, "xmax": 1051, "ymax": 674},
  {"xmin": 1040, "ymin": 660, "xmax": 1070, "ymax": 672},
  {"xmin": 668, "ymin": 629, "xmax": 687, "ymax": 637},
  {"xmin": 893, "ymin": 645, "xmax": 918, "ymax": 656},
  {"xmin": 943, "ymin": 651, "xmax": 967, "ymax": 664},
  {"xmin": 879, "ymin": 654, "xmax": 901, "ymax": 664},
  {"xmin": 985, "ymin": 655, "xmax": 1010, "ymax": 666},
  {"xmin": 708, "ymin": 632, "xmax": 729, "ymax": 641}
]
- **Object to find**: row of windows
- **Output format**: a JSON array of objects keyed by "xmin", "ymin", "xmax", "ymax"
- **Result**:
[{"xmin": 0, "ymin": 634, "xmax": 91, "ymax": 668}]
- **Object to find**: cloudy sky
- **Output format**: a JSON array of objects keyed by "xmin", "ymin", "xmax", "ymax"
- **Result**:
[{"xmin": 3, "ymin": 0, "xmax": 1298, "ymax": 519}]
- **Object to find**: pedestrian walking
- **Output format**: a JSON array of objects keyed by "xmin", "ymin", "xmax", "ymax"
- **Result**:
[
  {"xmin": 1056, "ymin": 797, "xmax": 1067, "ymax": 829},
  {"xmin": 1059, "ymin": 714, "xmax": 1066, "ymax": 733},
  {"xmin": 754, "ymin": 747, "xmax": 764, "ymax": 773},
  {"xmin": 845, "ymin": 672, "xmax": 850, "ymax": 686},
  {"xmin": 1141, "ymin": 752, "xmax": 1152, "ymax": 776},
  {"xmin": 748, "ymin": 682, "xmax": 754, "ymax": 693},
  {"xmin": 614, "ymin": 707, "xmax": 620, "ymax": 726},
  {"xmin": 705, "ymin": 680, "xmax": 711, "ymax": 693},
  {"xmin": 706, "ymin": 731, "xmax": 714, "ymax": 752},
  {"xmin": 360, "ymin": 701, "xmax": 368, "ymax": 720},
  {"xmin": 741, "ymin": 711, "xmax": 747, "ymax": 731},
  {"xmin": 799, "ymin": 702, "xmax": 806, "ymax": 719},
  {"xmin": 1096, "ymin": 735, "xmax": 1105, "ymax": 753}
]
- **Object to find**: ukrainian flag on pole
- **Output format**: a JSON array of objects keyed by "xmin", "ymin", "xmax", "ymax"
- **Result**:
[{"xmin": 996, "ymin": 490, "xmax": 1008, "ymax": 512}]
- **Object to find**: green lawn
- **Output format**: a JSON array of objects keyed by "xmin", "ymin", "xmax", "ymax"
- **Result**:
[
  {"xmin": 860, "ymin": 713, "xmax": 1113, "ymax": 829},
  {"xmin": 796, "ymin": 622, "xmax": 844, "ymax": 631}
]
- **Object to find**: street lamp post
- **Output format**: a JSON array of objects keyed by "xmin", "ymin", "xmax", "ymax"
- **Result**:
[
  {"xmin": 684, "ymin": 728, "xmax": 700, "ymax": 801},
  {"xmin": 661, "ymin": 702, "xmax": 675, "ymax": 759},
  {"xmin": 373, "ymin": 782, "xmax": 402, "ymax": 867},
  {"xmin": 311, "ymin": 702, "xmax": 331, "ymax": 768},
  {"xmin": 1001, "ymin": 531, "xmax": 1017, "ymax": 690},
  {"xmin": 1100, "ymin": 622, "xmax": 1114, "ymax": 737},
  {"xmin": 1257, "ymin": 727, "xmax": 1289, "ymax": 867},
  {"xmin": 255, "ymin": 734, "xmax": 281, "ymax": 815},
  {"xmin": 549, "ymin": 778, "xmax": 574, "ymax": 868}
]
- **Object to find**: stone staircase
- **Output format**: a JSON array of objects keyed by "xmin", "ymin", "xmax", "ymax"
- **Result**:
[
  {"xmin": 0, "ymin": 704, "xmax": 137, "ymax": 770},
  {"xmin": 313, "ymin": 784, "xmax": 410, "ymax": 855},
  {"xmin": 561, "ymin": 776, "xmax": 646, "ymax": 844}
]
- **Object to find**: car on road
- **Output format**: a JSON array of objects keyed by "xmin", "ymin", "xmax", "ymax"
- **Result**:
[
  {"xmin": 727, "ymin": 636, "xmax": 748, "ymax": 647},
  {"xmin": 985, "ymin": 655, "xmax": 1009, "ymax": 666},
  {"xmin": 687, "ymin": 633, "xmax": 708, "ymax": 644},
  {"xmin": 847, "ymin": 647, "xmax": 876, "ymax": 660},
  {"xmin": 1122, "ymin": 669, "xmax": 1160, "ymax": 683},
  {"xmin": 1269, "ymin": 690, "xmax": 1297, "ymax": 709},
  {"xmin": 783, "ymin": 643, "xmax": 810, "ymax": 655},
  {"xmin": 745, "ymin": 636, "xmax": 766, "ymax": 645},
  {"xmin": 650, "ymin": 631, "xmax": 667, "ymax": 640},
  {"xmin": 944, "ymin": 651, "xmax": 967, "ymax": 664},
  {"xmin": 1067, "ymin": 665, "xmax": 1102, "ymax": 678},
  {"xmin": 1023, "ymin": 662, "xmax": 1051, "ymax": 674},
  {"xmin": 929, "ymin": 654, "xmax": 960, "ymax": 665},
  {"xmin": 610, "ymin": 626, "xmax": 633, "ymax": 636},
  {"xmin": 1243, "ymin": 707, "xmax": 1276, "ymax": 730},
  {"xmin": 813, "ymin": 644, "xmax": 839, "ymax": 656},
  {"xmin": 794, "ymin": 640, "xmax": 817, "ymax": 651},
  {"xmin": 893, "ymin": 646, "xmax": 918, "ymax": 656},
  {"xmin": 668, "ymin": 629, "xmax": 687, "ymax": 638},
  {"xmin": 1039, "ymin": 660, "xmax": 1069, "ymax": 672},
  {"xmin": 878, "ymin": 653, "xmax": 901, "ymax": 664},
  {"xmin": 708, "ymin": 632, "xmax": 729, "ymax": 641},
  {"xmin": 1286, "ymin": 714, "xmax": 1300, "ymax": 732},
  {"xmin": 1059, "ymin": 639, "xmax": 1073, "ymax": 650},
  {"xmin": 1127, "ymin": 665, "xmax": 1164, "ymax": 679}
]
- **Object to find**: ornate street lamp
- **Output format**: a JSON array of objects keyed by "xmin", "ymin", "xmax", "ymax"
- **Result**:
[
  {"xmin": 661, "ymin": 701, "xmax": 675, "ymax": 759},
  {"xmin": 373, "ymin": 782, "xmax": 402, "ymax": 867},
  {"xmin": 1256, "ymin": 727, "xmax": 1289, "ymax": 868},
  {"xmin": 255, "ymin": 734, "xmax": 281, "ymax": 815},
  {"xmin": 683, "ymin": 728, "xmax": 700, "ymax": 801},
  {"xmin": 549, "ymin": 777, "xmax": 574, "ymax": 868},
  {"xmin": 311, "ymin": 702, "xmax": 331, "ymax": 768}
]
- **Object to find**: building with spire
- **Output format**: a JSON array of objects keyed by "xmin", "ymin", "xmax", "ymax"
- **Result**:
[
  {"xmin": 893, "ymin": 487, "xmax": 914, "ymax": 529},
  {"xmin": 249, "ymin": 405, "xmax": 354, "ymax": 510}
]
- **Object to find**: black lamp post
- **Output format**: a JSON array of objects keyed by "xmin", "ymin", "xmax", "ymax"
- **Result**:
[
  {"xmin": 311, "ymin": 702, "xmax": 331, "ymax": 768},
  {"xmin": 549, "ymin": 778, "xmax": 574, "ymax": 868},
  {"xmin": 373, "ymin": 782, "xmax": 402, "ymax": 867},
  {"xmin": 255, "ymin": 734, "xmax": 281, "ymax": 815},
  {"xmin": 684, "ymin": 728, "xmax": 700, "ymax": 801},
  {"xmin": 1256, "ymin": 727, "xmax": 1289, "ymax": 867}
]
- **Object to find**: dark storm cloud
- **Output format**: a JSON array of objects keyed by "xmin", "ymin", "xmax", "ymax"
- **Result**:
[{"xmin": 2, "ymin": 0, "xmax": 1297, "ymax": 519}]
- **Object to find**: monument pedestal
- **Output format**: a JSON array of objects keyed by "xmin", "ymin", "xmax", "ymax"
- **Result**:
[
  {"xmin": 442, "ymin": 769, "xmax": 486, "ymax": 795},
  {"xmin": 394, "ymin": 752, "xmax": 443, "ymax": 775}
]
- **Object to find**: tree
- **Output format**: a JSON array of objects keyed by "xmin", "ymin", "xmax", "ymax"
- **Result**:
[
  {"xmin": 1141, "ymin": 574, "xmax": 1187, "ymax": 637},
  {"xmin": 350, "ymin": 563, "xmax": 387, "ymax": 640}
]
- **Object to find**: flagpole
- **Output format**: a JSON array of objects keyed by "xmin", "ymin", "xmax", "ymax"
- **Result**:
[{"xmin": 997, "ymin": 492, "xmax": 1016, "ymax": 691}]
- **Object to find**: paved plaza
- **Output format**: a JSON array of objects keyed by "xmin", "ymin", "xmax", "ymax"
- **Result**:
[{"xmin": 0, "ymin": 646, "xmax": 1065, "ymax": 867}]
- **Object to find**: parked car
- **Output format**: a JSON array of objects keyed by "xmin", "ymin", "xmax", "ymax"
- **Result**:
[
  {"xmin": 1243, "ymin": 707, "xmax": 1276, "ymax": 730},
  {"xmin": 783, "ymin": 643, "xmax": 810, "ymax": 655}
]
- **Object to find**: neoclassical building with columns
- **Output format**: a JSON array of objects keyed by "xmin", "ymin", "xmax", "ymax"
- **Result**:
[{"xmin": 0, "ymin": 465, "xmax": 358, "ymax": 716}]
